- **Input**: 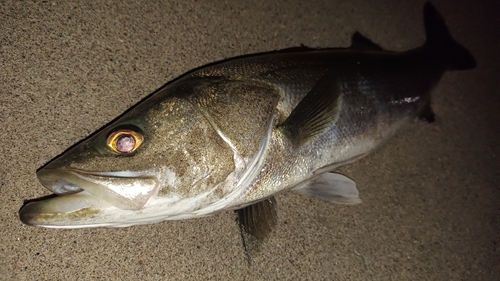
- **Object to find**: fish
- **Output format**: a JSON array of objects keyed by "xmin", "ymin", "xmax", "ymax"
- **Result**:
[{"xmin": 20, "ymin": 2, "xmax": 475, "ymax": 241}]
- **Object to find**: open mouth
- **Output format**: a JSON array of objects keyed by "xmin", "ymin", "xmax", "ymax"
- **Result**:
[{"xmin": 19, "ymin": 168, "xmax": 158, "ymax": 226}]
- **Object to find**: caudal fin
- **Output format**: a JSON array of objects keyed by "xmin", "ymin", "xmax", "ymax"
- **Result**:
[{"xmin": 424, "ymin": 2, "xmax": 476, "ymax": 70}]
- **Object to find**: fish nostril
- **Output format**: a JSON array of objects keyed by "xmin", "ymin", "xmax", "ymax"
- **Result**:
[{"xmin": 51, "ymin": 180, "xmax": 83, "ymax": 194}]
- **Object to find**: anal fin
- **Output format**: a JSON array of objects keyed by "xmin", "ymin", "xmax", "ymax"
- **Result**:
[{"xmin": 293, "ymin": 173, "xmax": 362, "ymax": 204}]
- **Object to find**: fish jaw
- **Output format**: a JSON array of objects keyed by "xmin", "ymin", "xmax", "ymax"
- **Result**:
[
  {"xmin": 19, "ymin": 167, "xmax": 163, "ymax": 228},
  {"xmin": 18, "ymin": 190, "xmax": 213, "ymax": 228},
  {"xmin": 20, "ymin": 158, "xmax": 265, "ymax": 228},
  {"xmin": 19, "ymin": 192, "xmax": 114, "ymax": 228},
  {"xmin": 36, "ymin": 168, "xmax": 159, "ymax": 210},
  {"xmin": 20, "ymin": 166, "xmax": 240, "ymax": 228}
]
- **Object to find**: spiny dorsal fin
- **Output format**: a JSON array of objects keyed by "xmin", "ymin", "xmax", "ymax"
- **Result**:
[
  {"xmin": 235, "ymin": 197, "xmax": 278, "ymax": 262},
  {"xmin": 350, "ymin": 32, "xmax": 383, "ymax": 51},
  {"xmin": 280, "ymin": 70, "xmax": 343, "ymax": 147}
]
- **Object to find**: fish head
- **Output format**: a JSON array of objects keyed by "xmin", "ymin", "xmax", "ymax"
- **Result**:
[{"xmin": 20, "ymin": 88, "xmax": 238, "ymax": 228}]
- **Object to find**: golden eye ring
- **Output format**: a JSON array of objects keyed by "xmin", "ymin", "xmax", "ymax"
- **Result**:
[{"xmin": 106, "ymin": 129, "xmax": 144, "ymax": 154}]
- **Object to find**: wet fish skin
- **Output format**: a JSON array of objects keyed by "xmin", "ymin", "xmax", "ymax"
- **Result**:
[{"xmin": 20, "ymin": 3, "xmax": 475, "ymax": 229}]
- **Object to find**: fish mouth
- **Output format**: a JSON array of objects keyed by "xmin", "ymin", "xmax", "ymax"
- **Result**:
[{"xmin": 19, "ymin": 168, "xmax": 158, "ymax": 227}]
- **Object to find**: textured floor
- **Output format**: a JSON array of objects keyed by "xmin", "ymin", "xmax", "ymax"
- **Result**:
[{"xmin": 1, "ymin": 0, "xmax": 499, "ymax": 280}]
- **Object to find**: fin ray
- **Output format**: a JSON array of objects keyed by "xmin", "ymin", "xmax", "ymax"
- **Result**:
[
  {"xmin": 280, "ymin": 70, "xmax": 343, "ymax": 146},
  {"xmin": 293, "ymin": 173, "xmax": 362, "ymax": 204},
  {"xmin": 235, "ymin": 196, "xmax": 278, "ymax": 261},
  {"xmin": 350, "ymin": 32, "xmax": 384, "ymax": 51}
]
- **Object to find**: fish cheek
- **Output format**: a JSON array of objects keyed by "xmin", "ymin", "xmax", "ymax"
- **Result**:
[
  {"xmin": 155, "ymin": 119, "xmax": 235, "ymax": 199},
  {"xmin": 142, "ymin": 96, "xmax": 235, "ymax": 199}
]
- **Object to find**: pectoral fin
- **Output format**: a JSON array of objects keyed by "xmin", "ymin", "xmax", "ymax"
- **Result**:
[
  {"xmin": 280, "ymin": 70, "xmax": 343, "ymax": 146},
  {"xmin": 293, "ymin": 173, "xmax": 362, "ymax": 204}
]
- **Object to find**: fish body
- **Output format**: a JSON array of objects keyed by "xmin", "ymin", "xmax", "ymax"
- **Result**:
[{"xmin": 20, "ymin": 3, "xmax": 475, "ymax": 229}]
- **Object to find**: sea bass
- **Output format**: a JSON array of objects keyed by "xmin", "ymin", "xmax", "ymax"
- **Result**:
[{"xmin": 20, "ymin": 3, "xmax": 475, "ymax": 233}]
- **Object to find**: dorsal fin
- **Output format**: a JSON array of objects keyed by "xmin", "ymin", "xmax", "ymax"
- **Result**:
[
  {"xmin": 276, "ymin": 44, "xmax": 315, "ymax": 53},
  {"xmin": 350, "ymin": 32, "xmax": 383, "ymax": 51}
]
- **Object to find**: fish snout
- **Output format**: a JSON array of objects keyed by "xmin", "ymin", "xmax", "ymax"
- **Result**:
[{"xmin": 37, "ymin": 169, "xmax": 84, "ymax": 194}]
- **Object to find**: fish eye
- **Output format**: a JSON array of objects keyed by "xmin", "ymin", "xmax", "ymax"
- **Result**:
[{"xmin": 106, "ymin": 128, "xmax": 144, "ymax": 154}]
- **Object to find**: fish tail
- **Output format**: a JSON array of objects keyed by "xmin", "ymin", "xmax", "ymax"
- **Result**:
[{"xmin": 423, "ymin": 2, "xmax": 476, "ymax": 70}]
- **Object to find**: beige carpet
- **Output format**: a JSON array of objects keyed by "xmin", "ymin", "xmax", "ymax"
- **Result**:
[{"xmin": 1, "ymin": 0, "xmax": 499, "ymax": 280}]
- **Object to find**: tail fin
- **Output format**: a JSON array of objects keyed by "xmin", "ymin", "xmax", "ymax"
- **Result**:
[{"xmin": 424, "ymin": 2, "xmax": 476, "ymax": 70}]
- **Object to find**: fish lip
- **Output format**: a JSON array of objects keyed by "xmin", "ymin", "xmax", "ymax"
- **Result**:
[
  {"xmin": 37, "ymin": 168, "xmax": 153, "ymax": 193},
  {"xmin": 36, "ymin": 167, "xmax": 159, "ymax": 210},
  {"xmin": 70, "ymin": 170, "xmax": 151, "ymax": 178},
  {"xmin": 20, "ymin": 168, "xmax": 160, "ymax": 227},
  {"xmin": 19, "ymin": 191, "xmax": 112, "ymax": 228}
]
